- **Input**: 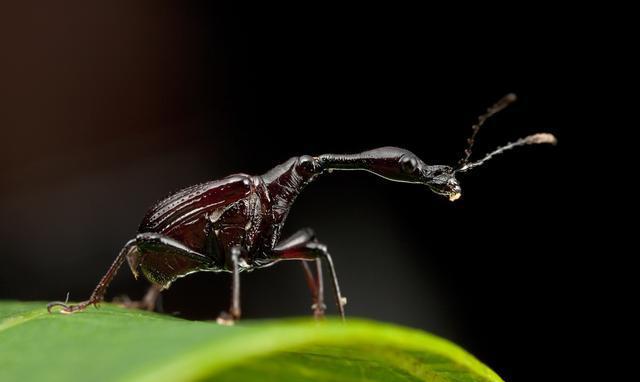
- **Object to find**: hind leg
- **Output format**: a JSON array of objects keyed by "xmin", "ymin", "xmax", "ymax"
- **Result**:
[
  {"xmin": 47, "ymin": 233, "xmax": 213, "ymax": 314},
  {"xmin": 47, "ymin": 239, "xmax": 138, "ymax": 313}
]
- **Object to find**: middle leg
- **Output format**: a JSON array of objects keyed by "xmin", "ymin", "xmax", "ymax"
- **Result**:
[{"xmin": 216, "ymin": 245, "xmax": 244, "ymax": 325}]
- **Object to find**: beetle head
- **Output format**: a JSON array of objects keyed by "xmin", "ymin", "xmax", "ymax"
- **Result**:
[
  {"xmin": 362, "ymin": 148, "xmax": 462, "ymax": 201},
  {"xmin": 422, "ymin": 165, "xmax": 462, "ymax": 201},
  {"xmin": 388, "ymin": 150, "xmax": 460, "ymax": 200}
]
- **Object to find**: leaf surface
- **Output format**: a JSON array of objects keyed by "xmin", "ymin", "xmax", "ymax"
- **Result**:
[{"xmin": 0, "ymin": 301, "xmax": 504, "ymax": 382}]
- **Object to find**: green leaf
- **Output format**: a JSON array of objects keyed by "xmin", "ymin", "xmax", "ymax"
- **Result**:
[{"xmin": 0, "ymin": 301, "xmax": 504, "ymax": 382}]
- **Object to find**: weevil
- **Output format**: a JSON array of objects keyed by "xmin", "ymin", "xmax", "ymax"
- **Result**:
[{"xmin": 47, "ymin": 94, "xmax": 556, "ymax": 323}]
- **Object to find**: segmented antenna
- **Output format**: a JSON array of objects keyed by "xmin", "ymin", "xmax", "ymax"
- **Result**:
[
  {"xmin": 458, "ymin": 93, "xmax": 518, "ymax": 168},
  {"xmin": 456, "ymin": 133, "xmax": 557, "ymax": 173}
]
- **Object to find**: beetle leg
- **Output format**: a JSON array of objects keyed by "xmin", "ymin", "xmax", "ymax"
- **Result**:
[
  {"xmin": 48, "ymin": 233, "xmax": 213, "ymax": 315},
  {"xmin": 301, "ymin": 259, "xmax": 326, "ymax": 319},
  {"xmin": 114, "ymin": 284, "xmax": 163, "ymax": 312},
  {"xmin": 272, "ymin": 230, "xmax": 345, "ymax": 321},
  {"xmin": 217, "ymin": 245, "xmax": 244, "ymax": 325},
  {"xmin": 312, "ymin": 259, "xmax": 325, "ymax": 318},
  {"xmin": 276, "ymin": 228, "xmax": 326, "ymax": 318},
  {"xmin": 47, "ymin": 238, "xmax": 138, "ymax": 314}
]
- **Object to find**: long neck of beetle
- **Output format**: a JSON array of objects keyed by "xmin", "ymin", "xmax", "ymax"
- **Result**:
[
  {"xmin": 261, "ymin": 149, "xmax": 402, "ymax": 224},
  {"xmin": 316, "ymin": 149, "xmax": 399, "ymax": 175}
]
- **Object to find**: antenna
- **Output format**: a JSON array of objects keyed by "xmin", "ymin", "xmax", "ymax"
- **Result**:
[
  {"xmin": 458, "ymin": 93, "xmax": 518, "ymax": 168},
  {"xmin": 456, "ymin": 133, "xmax": 557, "ymax": 173}
]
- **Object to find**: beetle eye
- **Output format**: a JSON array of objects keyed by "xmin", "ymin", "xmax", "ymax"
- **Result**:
[{"xmin": 400, "ymin": 156, "xmax": 418, "ymax": 173}]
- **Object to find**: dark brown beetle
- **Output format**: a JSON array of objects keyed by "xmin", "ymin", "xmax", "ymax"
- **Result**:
[{"xmin": 48, "ymin": 94, "xmax": 556, "ymax": 323}]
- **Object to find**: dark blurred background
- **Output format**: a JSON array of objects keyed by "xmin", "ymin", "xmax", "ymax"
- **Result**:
[{"xmin": 1, "ymin": 2, "xmax": 586, "ymax": 382}]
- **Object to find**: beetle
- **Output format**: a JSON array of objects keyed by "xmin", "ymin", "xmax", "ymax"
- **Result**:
[{"xmin": 47, "ymin": 94, "xmax": 556, "ymax": 323}]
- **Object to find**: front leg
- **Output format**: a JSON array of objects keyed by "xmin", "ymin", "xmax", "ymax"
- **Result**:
[
  {"xmin": 273, "ymin": 229, "xmax": 346, "ymax": 320},
  {"xmin": 216, "ymin": 245, "xmax": 244, "ymax": 325},
  {"xmin": 276, "ymin": 228, "xmax": 326, "ymax": 318},
  {"xmin": 301, "ymin": 259, "xmax": 325, "ymax": 318}
]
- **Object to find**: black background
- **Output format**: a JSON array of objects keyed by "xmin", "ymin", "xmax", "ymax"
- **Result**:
[{"xmin": 1, "ymin": 3, "xmax": 592, "ymax": 382}]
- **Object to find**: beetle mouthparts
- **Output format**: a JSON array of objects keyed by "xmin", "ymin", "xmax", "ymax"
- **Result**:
[{"xmin": 449, "ymin": 192, "xmax": 461, "ymax": 202}]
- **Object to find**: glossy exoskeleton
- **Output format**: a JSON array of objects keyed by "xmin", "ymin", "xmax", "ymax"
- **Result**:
[{"xmin": 48, "ymin": 94, "xmax": 556, "ymax": 323}]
